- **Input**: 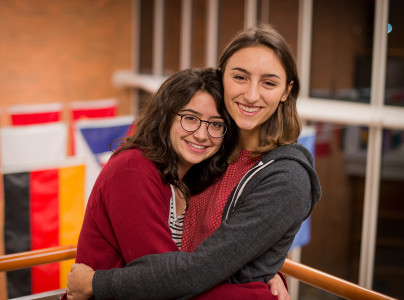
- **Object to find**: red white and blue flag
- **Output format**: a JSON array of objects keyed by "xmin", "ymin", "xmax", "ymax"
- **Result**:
[
  {"xmin": 69, "ymin": 99, "xmax": 118, "ymax": 155},
  {"xmin": 74, "ymin": 115, "xmax": 135, "ymax": 200}
]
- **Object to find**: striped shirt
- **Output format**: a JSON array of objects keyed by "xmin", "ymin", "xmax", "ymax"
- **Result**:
[{"xmin": 168, "ymin": 185, "xmax": 185, "ymax": 249}]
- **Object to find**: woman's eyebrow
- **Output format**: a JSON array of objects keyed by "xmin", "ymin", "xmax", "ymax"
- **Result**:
[
  {"xmin": 179, "ymin": 109, "xmax": 223, "ymax": 120},
  {"xmin": 179, "ymin": 108, "xmax": 200, "ymax": 115},
  {"xmin": 230, "ymin": 67, "xmax": 281, "ymax": 79}
]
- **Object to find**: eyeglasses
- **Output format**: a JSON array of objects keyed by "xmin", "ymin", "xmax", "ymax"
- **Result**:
[{"xmin": 176, "ymin": 113, "xmax": 227, "ymax": 138}]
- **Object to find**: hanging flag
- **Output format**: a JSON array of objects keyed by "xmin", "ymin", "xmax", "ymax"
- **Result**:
[
  {"xmin": 290, "ymin": 126, "xmax": 316, "ymax": 249},
  {"xmin": 3, "ymin": 160, "xmax": 85, "ymax": 298},
  {"xmin": 70, "ymin": 98, "xmax": 117, "ymax": 121},
  {"xmin": 0, "ymin": 123, "xmax": 67, "ymax": 168},
  {"xmin": 8, "ymin": 103, "xmax": 62, "ymax": 125},
  {"xmin": 0, "ymin": 119, "xmax": 67, "ymax": 295},
  {"xmin": 69, "ymin": 99, "xmax": 118, "ymax": 155},
  {"xmin": 74, "ymin": 115, "xmax": 135, "ymax": 200}
]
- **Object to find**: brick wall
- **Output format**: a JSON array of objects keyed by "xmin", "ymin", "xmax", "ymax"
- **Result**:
[{"xmin": 0, "ymin": 0, "xmax": 133, "ymax": 127}]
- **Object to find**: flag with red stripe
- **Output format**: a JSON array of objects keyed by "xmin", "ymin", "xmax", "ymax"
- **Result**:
[
  {"xmin": 70, "ymin": 98, "xmax": 117, "ymax": 121},
  {"xmin": 69, "ymin": 99, "xmax": 118, "ymax": 155},
  {"xmin": 8, "ymin": 103, "xmax": 62, "ymax": 125},
  {"xmin": 3, "ymin": 161, "xmax": 85, "ymax": 298}
]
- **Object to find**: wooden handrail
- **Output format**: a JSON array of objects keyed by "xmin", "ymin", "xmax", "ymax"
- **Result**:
[
  {"xmin": 0, "ymin": 246, "xmax": 397, "ymax": 300},
  {"xmin": 280, "ymin": 258, "xmax": 396, "ymax": 300},
  {"xmin": 0, "ymin": 245, "xmax": 76, "ymax": 272}
]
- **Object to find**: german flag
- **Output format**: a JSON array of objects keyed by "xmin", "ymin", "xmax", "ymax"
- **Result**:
[{"xmin": 3, "ymin": 163, "xmax": 85, "ymax": 298}]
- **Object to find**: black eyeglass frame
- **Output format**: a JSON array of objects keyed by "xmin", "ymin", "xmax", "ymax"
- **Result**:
[{"xmin": 175, "ymin": 113, "xmax": 227, "ymax": 138}]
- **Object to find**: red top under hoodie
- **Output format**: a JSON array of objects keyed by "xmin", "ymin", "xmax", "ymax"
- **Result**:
[{"xmin": 182, "ymin": 150, "xmax": 261, "ymax": 252}]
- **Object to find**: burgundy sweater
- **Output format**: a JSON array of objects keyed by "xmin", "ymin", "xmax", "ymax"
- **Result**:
[{"xmin": 76, "ymin": 148, "xmax": 178, "ymax": 269}]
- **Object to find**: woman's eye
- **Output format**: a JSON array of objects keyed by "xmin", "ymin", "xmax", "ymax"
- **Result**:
[
  {"xmin": 211, "ymin": 122, "xmax": 224, "ymax": 129},
  {"xmin": 234, "ymin": 75, "xmax": 246, "ymax": 81},
  {"xmin": 263, "ymin": 81, "xmax": 276, "ymax": 87},
  {"xmin": 184, "ymin": 115, "xmax": 198, "ymax": 122}
]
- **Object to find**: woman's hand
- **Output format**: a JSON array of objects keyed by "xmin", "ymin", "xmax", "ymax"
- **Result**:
[
  {"xmin": 267, "ymin": 273, "xmax": 291, "ymax": 300},
  {"xmin": 66, "ymin": 263, "xmax": 95, "ymax": 300}
]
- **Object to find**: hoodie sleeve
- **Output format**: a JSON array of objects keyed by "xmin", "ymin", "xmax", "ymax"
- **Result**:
[{"xmin": 92, "ymin": 156, "xmax": 318, "ymax": 300}]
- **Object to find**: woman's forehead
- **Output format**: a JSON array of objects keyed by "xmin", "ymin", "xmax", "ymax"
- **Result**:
[{"xmin": 226, "ymin": 46, "xmax": 286, "ymax": 78}]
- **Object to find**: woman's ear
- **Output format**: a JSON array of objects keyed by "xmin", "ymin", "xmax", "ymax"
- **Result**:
[{"xmin": 281, "ymin": 81, "xmax": 294, "ymax": 102}]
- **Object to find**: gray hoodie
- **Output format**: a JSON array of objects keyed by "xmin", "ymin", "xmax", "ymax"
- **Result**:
[{"xmin": 93, "ymin": 143, "xmax": 322, "ymax": 300}]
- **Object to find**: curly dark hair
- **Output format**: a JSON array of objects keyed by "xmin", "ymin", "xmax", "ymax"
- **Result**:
[{"xmin": 114, "ymin": 68, "xmax": 236, "ymax": 204}]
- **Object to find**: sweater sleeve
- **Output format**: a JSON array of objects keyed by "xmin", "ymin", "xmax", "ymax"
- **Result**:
[
  {"xmin": 102, "ymin": 166, "xmax": 178, "ymax": 264},
  {"xmin": 93, "ymin": 159, "xmax": 312, "ymax": 300}
]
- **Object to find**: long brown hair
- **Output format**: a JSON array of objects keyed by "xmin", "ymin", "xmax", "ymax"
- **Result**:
[
  {"xmin": 218, "ymin": 23, "xmax": 301, "ymax": 161},
  {"xmin": 114, "ymin": 68, "xmax": 235, "ymax": 202}
]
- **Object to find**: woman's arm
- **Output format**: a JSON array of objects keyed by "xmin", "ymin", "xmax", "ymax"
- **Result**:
[
  {"xmin": 91, "ymin": 160, "xmax": 312, "ymax": 300},
  {"xmin": 66, "ymin": 265, "xmax": 290, "ymax": 300}
]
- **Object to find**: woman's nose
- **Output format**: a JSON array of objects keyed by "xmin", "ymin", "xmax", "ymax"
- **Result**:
[
  {"xmin": 244, "ymin": 83, "xmax": 259, "ymax": 102},
  {"xmin": 193, "ymin": 122, "xmax": 210, "ymax": 139}
]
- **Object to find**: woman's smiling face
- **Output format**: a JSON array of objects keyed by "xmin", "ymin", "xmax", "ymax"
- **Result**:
[
  {"xmin": 222, "ymin": 45, "xmax": 292, "ymax": 148},
  {"xmin": 170, "ymin": 90, "xmax": 225, "ymax": 179}
]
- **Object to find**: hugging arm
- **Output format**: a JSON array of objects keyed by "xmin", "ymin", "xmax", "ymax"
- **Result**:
[
  {"xmin": 92, "ymin": 160, "xmax": 312, "ymax": 300},
  {"xmin": 67, "ymin": 266, "xmax": 289, "ymax": 300}
]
